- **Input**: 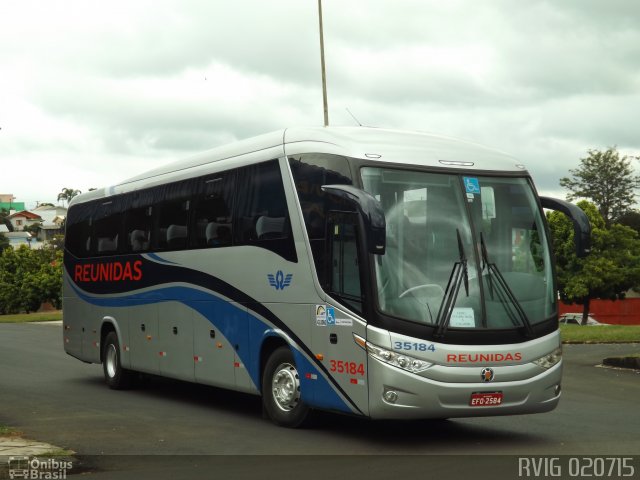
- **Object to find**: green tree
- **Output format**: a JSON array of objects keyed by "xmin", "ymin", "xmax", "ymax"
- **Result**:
[
  {"xmin": 57, "ymin": 187, "xmax": 82, "ymax": 207},
  {"xmin": 49, "ymin": 234, "xmax": 65, "ymax": 250},
  {"xmin": 0, "ymin": 246, "xmax": 63, "ymax": 314},
  {"xmin": 618, "ymin": 210, "xmax": 640, "ymax": 235},
  {"xmin": 0, "ymin": 233, "xmax": 9, "ymax": 252},
  {"xmin": 559, "ymin": 147, "xmax": 640, "ymax": 228},
  {"xmin": 548, "ymin": 201, "xmax": 640, "ymax": 324},
  {"xmin": 0, "ymin": 247, "xmax": 22, "ymax": 314},
  {"xmin": 21, "ymin": 250, "xmax": 64, "ymax": 310},
  {"xmin": 25, "ymin": 222, "xmax": 41, "ymax": 236},
  {"xmin": 0, "ymin": 207, "xmax": 12, "ymax": 232}
]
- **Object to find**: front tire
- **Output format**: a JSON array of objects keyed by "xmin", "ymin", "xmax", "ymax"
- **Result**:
[
  {"xmin": 102, "ymin": 331, "xmax": 134, "ymax": 389},
  {"xmin": 262, "ymin": 346, "xmax": 310, "ymax": 428}
]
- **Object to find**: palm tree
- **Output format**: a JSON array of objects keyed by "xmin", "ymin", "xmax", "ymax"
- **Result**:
[{"xmin": 57, "ymin": 188, "xmax": 82, "ymax": 207}]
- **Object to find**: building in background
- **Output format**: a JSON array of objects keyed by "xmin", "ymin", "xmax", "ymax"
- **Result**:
[
  {"xmin": 3, "ymin": 231, "xmax": 42, "ymax": 249},
  {"xmin": 0, "ymin": 194, "xmax": 26, "ymax": 213},
  {"xmin": 6, "ymin": 210, "xmax": 43, "ymax": 231},
  {"xmin": 33, "ymin": 205, "xmax": 67, "ymax": 242}
]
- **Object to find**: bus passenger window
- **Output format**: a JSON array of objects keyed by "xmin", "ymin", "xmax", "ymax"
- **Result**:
[
  {"xmin": 235, "ymin": 161, "xmax": 290, "ymax": 242},
  {"xmin": 255, "ymin": 216, "xmax": 286, "ymax": 239},
  {"xmin": 191, "ymin": 172, "xmax": 234, "ymax": 249},
  {"xmin": 129, "ymin": 229, "xmax": 149, "ymax": 252},
  {"xmin": 234, "ymin": 160, "xmax": 297, "ymax": 262},
  {"xmin": 66, "ymin": 213, "xmax": 92, "ymax": 258},
  {"xmin": 93, "ymin": 206, "xmax": 122, "ymax": 255},
  {"xmin": 125, "ymin": 206, "xmax": 152, "ymax": 253},
  {"xmin": 156, "ymin": 200, "xmax": 189, "ymax": 250},
  {"xmin": 204, "ymin": 222, "xmax": 231, "ymax": 247}
]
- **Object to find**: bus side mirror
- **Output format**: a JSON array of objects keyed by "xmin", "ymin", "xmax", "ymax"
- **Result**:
[
  {"xmin": 321, "ymin": 184, "xmax": 386, "ymax": 255},
  {"xmin": 540, "ymin": 196, "xmax": 591, "ymax": 258}
]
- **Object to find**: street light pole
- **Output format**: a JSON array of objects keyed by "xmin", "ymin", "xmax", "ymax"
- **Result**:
[{"xmin": 318, "ymin": 0, "xmax": 329, "ymax": 127}]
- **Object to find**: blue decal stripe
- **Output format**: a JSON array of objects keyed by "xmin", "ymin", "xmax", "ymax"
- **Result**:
[
  {"xmin": 143, "ymin": 253, "xmax": 179, "ymax": 265},
  {"xmin": 65, "ymin": 255, "xmax": 363, "ymax": 414},
  {"xmin": 69, "ymin": 281, "xmax": 359, "ymax": 414}
]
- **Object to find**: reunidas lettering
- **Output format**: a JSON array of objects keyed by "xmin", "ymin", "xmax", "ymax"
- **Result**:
[
  {"xmin": 73, "ymin": 260, "xmax": 143, "ymax": 283},
  {"xmin": 446, "ymin": 352, "xmax": 523, "ymax": 363}
]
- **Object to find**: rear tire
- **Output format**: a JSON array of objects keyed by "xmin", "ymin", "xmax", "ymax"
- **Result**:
[
  {"xmin": 102, "ymin": 331, "xmax": 134, "ymax": 389},
  {"xmin": 262, "ymin": 346, "xmax": 310, "ymax": 428}
]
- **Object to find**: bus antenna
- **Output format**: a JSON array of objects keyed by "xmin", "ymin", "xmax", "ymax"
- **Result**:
[{"xmin": 345, "ymin": 108, "xmax": 363, "ymax": 126}]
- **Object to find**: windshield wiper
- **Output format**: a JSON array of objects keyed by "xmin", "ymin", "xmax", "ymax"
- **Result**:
[
  {"xmin": 480, "ymin": 233, "xmax": 534, "ymax": 338},
  {"xmin": 434, "ymin": 229, "xmax": 469, "ymax": 338}
]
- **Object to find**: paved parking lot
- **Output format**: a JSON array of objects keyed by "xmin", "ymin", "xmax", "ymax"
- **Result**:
[{"xmin": 1, "ymin": 323, "xmax": 638, "ymax": 478}]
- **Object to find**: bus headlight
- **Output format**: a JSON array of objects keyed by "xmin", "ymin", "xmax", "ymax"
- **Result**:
[
  {"xmin": 532, "ymin": 347, "xmax": 562, "ymax": 369},
  {"xmin": 366, "ymin": 342, "xmax": 432, "ymax": 374}
]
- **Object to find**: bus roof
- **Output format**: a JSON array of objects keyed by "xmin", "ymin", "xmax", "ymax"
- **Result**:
[
  {"xmin": 283, "ymin": 127, "xmax": 523, "ymax": 170},
  {"xmin": 70, "ymin": 127, "xmax": 527, "ymax": 206}
]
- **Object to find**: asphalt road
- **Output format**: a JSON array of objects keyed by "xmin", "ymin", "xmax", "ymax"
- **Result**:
[{"xmin": 1, "ymin": 322, "xmax": 639, "ymax": 479}]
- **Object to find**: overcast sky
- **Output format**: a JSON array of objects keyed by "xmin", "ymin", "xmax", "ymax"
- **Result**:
[{"xmin": 1, "ymin": 0, "xmax": 639, "ymax": 209}]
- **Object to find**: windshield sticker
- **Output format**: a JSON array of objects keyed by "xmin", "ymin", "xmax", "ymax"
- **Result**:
[
  {"xmin": 315, "ymin": 305, "xmax": 327, "ymax": 326},
  {"xmin": 463, "ymin": 177, "xmax": 481, "ymax": 195},
  {"xmin": 450, "ymin": 307, "xmax": 475, "ymax": 328}
]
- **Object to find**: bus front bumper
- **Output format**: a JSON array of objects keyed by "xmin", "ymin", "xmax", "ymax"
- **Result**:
[{"xmin": 367, "ymin": 358, "xmax": 562, "ymax": 419}]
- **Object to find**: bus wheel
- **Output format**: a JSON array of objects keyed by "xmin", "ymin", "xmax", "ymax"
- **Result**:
[
  {"xmin": 262, "ymin": 346, "xmax": 310, "ymax": 428},
  {"xmin": 103, "ymin": 331, "xmax": 133, "ymax": 389}
]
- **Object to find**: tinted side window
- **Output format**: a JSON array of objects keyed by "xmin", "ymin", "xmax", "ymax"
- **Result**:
[
  {"xmin": 289, "ymin": 154, "xmax": 353, "ymax": 239},
  {"xmin": 235, "ymin": 160, "xmax": 296, "ymax": 262},
  {"xmin": 289, "ymin": 154, "xmax": 353, "ymax": 284},
  {"xmin": 65, "ymin": 205, "xmax": 92, "ymax": 258},
  {"xmin": 93, "ymin": 202, "xmax": 122, "ymax": 255},
  {"xmin": 125, "ymin": 206, "xmax": 152, "ymax": 253},
  {"xmin": 329, "ymin": 215, "xmax": 363, "ymax": 313},
  {"xmin": 155, "ymin": 199, "xmax": 190, "ymax": 251},
  {"xmin": 191, "ymin": 172, "xmax": 235, "ymax": 249}
]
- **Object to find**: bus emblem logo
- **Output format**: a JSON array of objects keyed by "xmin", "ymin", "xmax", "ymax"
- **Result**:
[
  {"xmin": 268, "ymin": 270, "xmax": 293, "ymax": 290},
  {"xmin": 481, "ymin": 367, "xmax": 494, "ymax": 382}
]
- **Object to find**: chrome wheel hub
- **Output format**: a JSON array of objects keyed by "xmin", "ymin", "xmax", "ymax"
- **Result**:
[
  {"xmin": 271, "ymin": 362, "xmax": 300, "ymax": 412},
  {"xmin": 105, "ymin": 344, "xmax": 118, "ymax": 378}
]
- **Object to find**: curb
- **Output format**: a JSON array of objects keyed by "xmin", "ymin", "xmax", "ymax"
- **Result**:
[
  {"xmin": 0, "ymin": 436, "xmax": 75, "ymax": 479},
  {"xmin": 0, "ymin": 436, "xmax": 65, "ymax": 458},
  {"xmin": 562, "ymin": 341, "xmax": 640, "ymax": 344}
]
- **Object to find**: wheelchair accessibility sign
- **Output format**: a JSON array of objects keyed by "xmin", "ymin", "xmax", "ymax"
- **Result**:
[{"xmin": 463, "ymin": 177, "xmax": 481, "ymax": 195}]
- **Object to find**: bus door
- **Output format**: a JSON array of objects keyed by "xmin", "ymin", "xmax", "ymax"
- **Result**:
[{"xmin": 311, "ymin": 211, "xmax": 369, "ymax": 414}]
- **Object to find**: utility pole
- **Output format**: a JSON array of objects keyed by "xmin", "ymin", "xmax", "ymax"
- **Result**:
[{"xmin": 318, "ymin": 0, "xmax": 329, "ymax": 126}]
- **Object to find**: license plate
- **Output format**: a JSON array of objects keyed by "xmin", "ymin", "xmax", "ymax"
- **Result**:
[{"xmin": 469, "ymin": 392, "xmax": 503, "ymax": 407}]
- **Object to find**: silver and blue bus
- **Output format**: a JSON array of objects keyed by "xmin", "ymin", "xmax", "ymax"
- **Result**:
[{"xmin": 63, "ymin": 127, "xmax": 590, "ymax": 427}]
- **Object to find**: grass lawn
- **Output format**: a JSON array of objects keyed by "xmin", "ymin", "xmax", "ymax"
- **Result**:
[
  {"xmin": 0, "ymin": 311, "xmax": 62, "ymax": 323},
  {"xmin": 0, "ymin": 425, "xmax": 19, "ymax": 436},
  {"xmin": 1, "ymin": 311, "xmax": 637, "ymax": 343},
  {"xmin": 560, "ymin": 324, "xmax": 640, "ymax": 343}
]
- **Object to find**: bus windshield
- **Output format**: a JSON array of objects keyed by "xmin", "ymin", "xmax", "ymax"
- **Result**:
[{"xmin": 361, "ymin": 167, "xmax": 556, "ymax": 331}]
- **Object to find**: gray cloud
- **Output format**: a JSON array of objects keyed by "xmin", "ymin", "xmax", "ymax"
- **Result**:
[{"xmin": 1, "ymin": 0, "xmax": 639, "ymax": 208}]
